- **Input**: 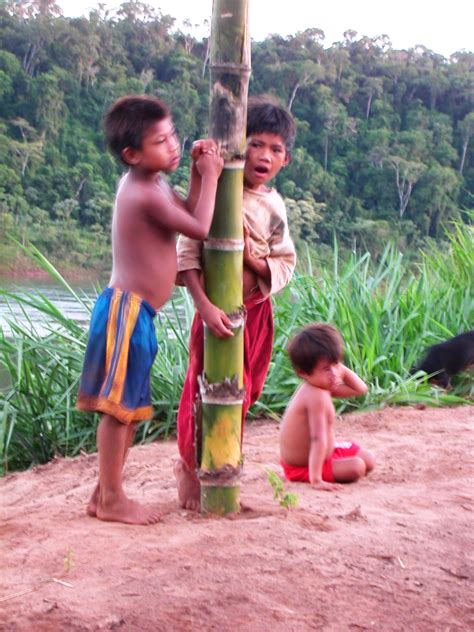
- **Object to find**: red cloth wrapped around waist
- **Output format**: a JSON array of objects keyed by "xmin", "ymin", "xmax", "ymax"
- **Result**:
[{"xmin": 177, "ymin": 290, "xmax": 274, "ymax": 470}]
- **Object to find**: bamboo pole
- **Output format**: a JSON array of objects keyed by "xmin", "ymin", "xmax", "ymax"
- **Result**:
[{"xmin": 199, "ymin": 0, "xmax": 251, "ymax": 515}]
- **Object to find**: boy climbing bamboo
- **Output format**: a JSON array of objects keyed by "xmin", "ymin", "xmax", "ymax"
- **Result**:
[
  {"xmin": 174, "ymin": 95, "xmax": 297, "ymax": 510},
  {"xmin": 76, "ymin": 95, "xmax": 223, "ymax": 525}
]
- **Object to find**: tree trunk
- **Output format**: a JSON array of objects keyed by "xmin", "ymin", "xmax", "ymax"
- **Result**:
[
  {"xmin": 199, "ymin": 0, "xmax": 250, "ymax": 515},
  {"xmin": 459, "ymin": 139, "xmax": 468, "ymax": 175},
  {"xmin": 366, "ymin": 94, "xmax": 372, "ymax": 120},
  {"xmin": 288, "ymin": 82, "xmax": 300, "ymax": 111}
]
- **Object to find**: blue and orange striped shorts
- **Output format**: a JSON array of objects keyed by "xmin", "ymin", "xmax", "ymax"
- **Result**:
[{"xmin": 76, "ymin": 287, "xmax": 158, "ymax": 424}]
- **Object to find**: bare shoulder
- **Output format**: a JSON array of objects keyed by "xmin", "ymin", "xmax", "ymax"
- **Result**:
[
  {"xmin": 118, "ymin": 175, "xmax": 183, "ymax": 214},
  {"xmin": 300, "ymin": 382, "xmax": 331, "ymax": 406},
  {"xmin": 304, "ymin": 385, "xmax": 334, "ymax": 424},
  {"xmin": 285, "ymin": 382, "xmax": 308, "ymax": 409},
  {"xmin": 115, "ymin": 174, "xmax": 151, "ymax": 211},
  {"xmin": 154, "ymin": 175, "xmax": 185, "ymax": 206},
  {"xmin": 280, "ymin": 383, "xmax": 304, "ymax": 422},
  {"xmin": 283, "ymin": 383, "xmax": 327, "ymax": 421}
]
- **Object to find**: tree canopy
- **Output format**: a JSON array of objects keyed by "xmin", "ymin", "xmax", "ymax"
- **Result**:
[{"xmin": 1, "ymin": 1, "xmax": 473, "ymax": 272}]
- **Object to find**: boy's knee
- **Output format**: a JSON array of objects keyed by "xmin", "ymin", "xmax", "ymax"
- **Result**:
[
  {"xmin": 357, "ymin": 448, "xmax": 375, "ymax": 474},
  {"xmin": 363, "ymin": 450, "xmax": 376, "ymax": 473},
  {"xmin": 352, "ymin": 457, "xmax": 367, "ymax": 480}
]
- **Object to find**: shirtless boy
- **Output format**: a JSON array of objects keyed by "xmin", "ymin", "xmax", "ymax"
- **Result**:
[
  {"xmin": 76, "ymin": 95, "xmax": 223, "ymax": 524},
  {"xmin": 174, "ymin": 95, "xmax": 297, "ymax": 509},
  {"xmin": 280, "ymin": 323, "xmax": 375, "ymax": 489}
]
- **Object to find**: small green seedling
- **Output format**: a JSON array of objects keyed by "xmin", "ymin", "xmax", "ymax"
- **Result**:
[
  {"xmin": 63, "ymin": 548, "xmax": 75, "ymax": 573},
  {"xmin": 267, "ymin": 469, "xmax": 298, "ymax": 511}
]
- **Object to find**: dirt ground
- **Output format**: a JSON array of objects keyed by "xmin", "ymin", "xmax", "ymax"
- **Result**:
[{"xmin": 1, "ymin": 405, "xmax": 473, "ymax": 631}]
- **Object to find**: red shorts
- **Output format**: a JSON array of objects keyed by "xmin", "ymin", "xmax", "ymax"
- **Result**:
[{"xmin": 281, "ymin": 441, "xmax": 361, "ymax": 483}]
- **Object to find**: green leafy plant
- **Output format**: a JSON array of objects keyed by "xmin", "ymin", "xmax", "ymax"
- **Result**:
[
  {"xmin": 63, "ymin": 548, "xmax": 75, "ymax": 574},
  {"xmin": 267, "ymin": 469, "xmax": 298, "ymax": 510}
]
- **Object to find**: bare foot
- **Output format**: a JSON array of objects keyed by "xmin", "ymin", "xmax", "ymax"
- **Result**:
[
  {"xmin": 86, "ymin": 483, "xmax": 100, "ymax": 517},
  {"xmin": 96, "ymin": 494, "xmax": 161, "ymax": 525},
  {"xmin": 174, "ymin": 459, "xmax": 200, "ymax": 511}
]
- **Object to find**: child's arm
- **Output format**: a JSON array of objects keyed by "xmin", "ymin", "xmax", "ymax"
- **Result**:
[
  {"xmin": 331, "ymin": 364, "xmax": 368, "ymax": 398},
  {"xmin": 180, "ymin": 269, "xmax": 234, "ymax": 337},
  {"xmin": 177, "ymin": 141, "xmax": 237, "ymax": 338},
  {"xmin": 176, "ymin": 229, "xmax": 233, "ymax": 338},
  {"xmin": 146, "ymin": 149, "xmax": 223, "ymax": 240},
  {"xmin": 243, "ymin": 224, "xmax": 271, "ymax": 286},
  {"xmin": 184, "ymin": 139, "xmax": 218, "ymax": 213},
  {"xmin": 244, "ymin": 195, "xmax": 296, "ymax": 297},
  {"xmin": 307, "ymin": 404, "xmax": 340, "ymax": 491}
]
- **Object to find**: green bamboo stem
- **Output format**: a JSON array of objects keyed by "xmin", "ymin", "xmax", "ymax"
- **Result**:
[{"xmin": 199, "ymin": 0, "xmax": 250, "ymax": 515}]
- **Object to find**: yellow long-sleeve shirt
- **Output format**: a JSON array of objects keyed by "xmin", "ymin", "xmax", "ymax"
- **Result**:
[{"xmin": 177, "ymin": 186, "xmax": 296, "ymax": 297}]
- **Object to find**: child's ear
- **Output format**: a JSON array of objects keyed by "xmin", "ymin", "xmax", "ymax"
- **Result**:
[
  {"xmin": 283, "ymin": 153, "xmax": 291, "ymax": 167},
  {"xmin": 121, "ymin": 147, "xmax": 141, "ymax": 166}
]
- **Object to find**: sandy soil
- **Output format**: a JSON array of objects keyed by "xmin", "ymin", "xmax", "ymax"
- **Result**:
[{"xmin": 1, "ymin": 405, "xmax": 473, "ymax": 632}]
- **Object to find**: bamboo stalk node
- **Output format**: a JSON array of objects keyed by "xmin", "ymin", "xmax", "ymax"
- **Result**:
[
  {"xmin": 203, "ymin": 318, "xmax": 244, "ymax": 332},
  {"xmin": 204, "ymin": 238, "xmax": 244, "ymax": 251},
  {"xmin": 223, "ymin": 159, "xmax": 246, "ymax": 169},
  {"xmin": 210, "ymin": 82, "xmax": 247, "ymax": 157},
  {"xmin": 203, "ymin": 305, "xmax": 244, "ymax": 331},
  {"xmin": 210, "ymin": 62, "xmax": 251, "ymax": 74},
  {"xmin": 198, "ymin": 463, "xmax": 242, "ymax": 486},
  {"xmin": 227, "ymin": 306, "xmax": 245, "ymax": 329},
  {"xmin": 198, "ymin": 374, "xmax": 245, "ymax": 403}
]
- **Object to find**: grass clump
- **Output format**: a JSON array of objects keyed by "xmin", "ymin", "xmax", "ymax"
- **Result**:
[
  {"xmin": 1, "ymin": 217, "xmax": 472, "ymax": 473},
  {"xmin": 255, "ymin": 216, "xmax": 473, "ymax": 417}
]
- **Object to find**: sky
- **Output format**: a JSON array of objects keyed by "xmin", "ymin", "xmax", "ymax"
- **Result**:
[{"xmin": 57, "ymin": 0, "xmax": 473, "ymax": 59}]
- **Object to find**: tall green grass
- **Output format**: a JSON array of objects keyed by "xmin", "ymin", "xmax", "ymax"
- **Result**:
[
  {"xmin": 0, "ymin": 245, "xmax": 194, "ymax": 473},
  {"xmin": 258, "ymin": 217, "xmax": 473, "ymax": 416},
  {"xmin": 1, "ymin": 218, "xmax": 472, "ymax": 473}
]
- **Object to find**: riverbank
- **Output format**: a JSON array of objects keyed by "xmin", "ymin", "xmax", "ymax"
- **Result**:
[
  {"xmin": 0, "ymin": 255, "xmax": 107, "ymax": 285},
  {"xmin": 1, "ymin": 405, "xmax": 472, "ymax": 630}
]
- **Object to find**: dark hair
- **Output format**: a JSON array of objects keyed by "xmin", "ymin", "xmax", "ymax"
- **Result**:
[
  {"xmin": 247, "ymin": 94, "xmax": 296, "ymax": 153},
  {"xmin": 104, "ymin": 95, "xmax": 170, "ymax": 164},
  {"xmin": 287, "ymin": 323, "xmax": 343, "ymax": 374}
]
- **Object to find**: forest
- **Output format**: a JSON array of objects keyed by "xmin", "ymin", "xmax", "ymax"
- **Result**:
[
  {"xmin": 0, "ymin": 0, "xmax": 473, "ymax": 275},
  {"xmin": 0, "ymin": 1, "xmax": 473, "ymax": 474}
]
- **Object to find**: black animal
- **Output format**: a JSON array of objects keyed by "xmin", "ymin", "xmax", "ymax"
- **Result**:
[{"xmin": 415, "ymin": 330, "xmax": 474, "ymax": 388}]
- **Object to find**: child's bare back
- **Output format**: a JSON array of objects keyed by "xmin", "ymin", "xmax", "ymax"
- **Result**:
[
  {"xmin": 110, "ymin": 173, "xmax": 183, "ymax": 311},
  {"xmin": 279, "ymin": 324, "xmax": 375, "ymax": 490},
  {"xmin": 280, "ymin": 382, "xmax": 335, "ymax": 467}
]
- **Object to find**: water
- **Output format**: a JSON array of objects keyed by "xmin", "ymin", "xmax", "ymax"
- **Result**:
[
  {"xmin": 0, "ymin": 279, "xmax": 189, "ymax": 336},
  {"xmin": 0, "ymin": 279, "xmax": 98, "ymax": 337},
  {"xmin": 0, "ymin": 278, "xmax": 190, "ymax": 391},
  {"xmin": 0, "ymin": 279, "xmax": 96, "ymax": 391}
]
